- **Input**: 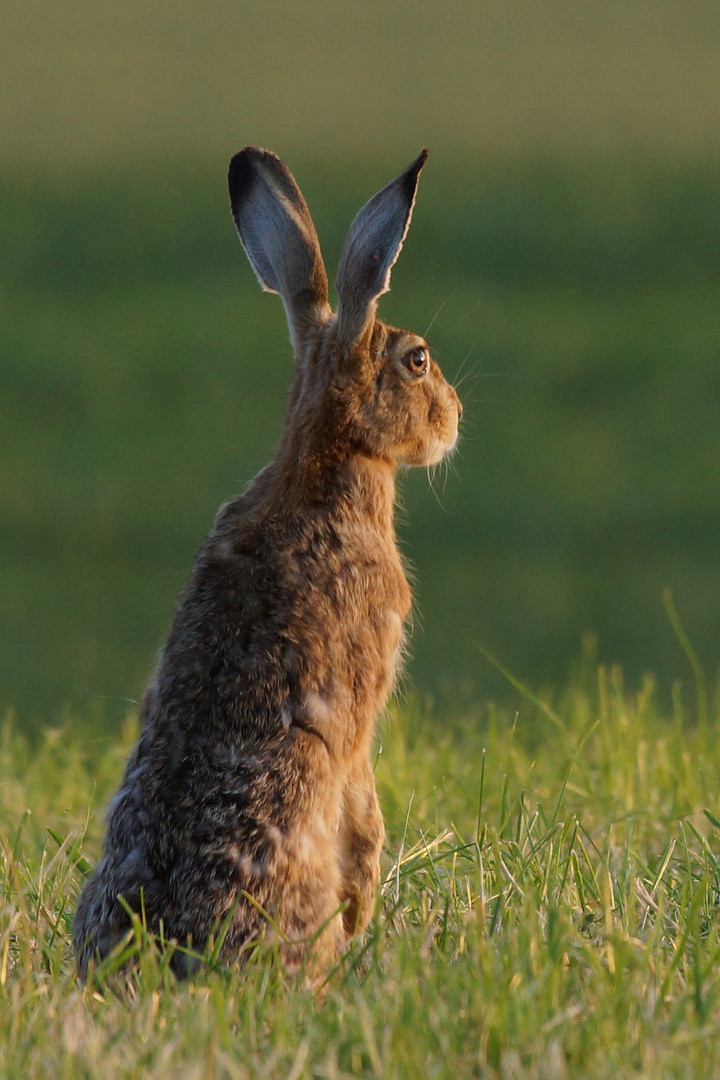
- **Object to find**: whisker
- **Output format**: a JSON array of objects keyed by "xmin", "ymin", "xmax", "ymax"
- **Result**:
[
  {"xmin": 452, "ymin": 340, "xmax": 477, "ymax": 385},
  {"xmin": 457, "ymin": 296, "xmax": 486, "ymax": 325},
  {"xmin": 423, "ymin": 291, "xmax": 457, "ymax": 339},
  {"xmin": 454, "ymin": 367, "xmax": 484, "ymax": 394},
  {"xmin": 425, "ymin": 462, "xmax": 448, "ymax": 512},
  {"xmin": 441, "ymin": 458, "xmax": 452, "ymax": 494}
]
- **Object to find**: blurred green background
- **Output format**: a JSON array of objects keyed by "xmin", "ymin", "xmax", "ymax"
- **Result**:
[{"xmin": 2, "ymin": 1, "xmax": 720, "ymax": 724}]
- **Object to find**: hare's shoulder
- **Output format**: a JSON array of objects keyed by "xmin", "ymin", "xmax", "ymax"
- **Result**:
[{"xmin": 195, "ymin": 493, "xmax": 411, "ymax": 616}]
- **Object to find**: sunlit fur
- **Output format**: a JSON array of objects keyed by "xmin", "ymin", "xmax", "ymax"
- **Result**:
[{"xmin": 74, "ymin": 148, "xmax": 461, "ymax": 982}]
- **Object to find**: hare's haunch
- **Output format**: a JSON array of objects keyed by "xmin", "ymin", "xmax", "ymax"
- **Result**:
[{"xmin": 74, "ymin": 148, "xmax": 462, "ymax": 979}]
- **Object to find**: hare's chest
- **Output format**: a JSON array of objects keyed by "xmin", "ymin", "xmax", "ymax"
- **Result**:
[
  {"xmin": 359, "ymin": 560, "xmax": 411, "ymax": 679},
  {"xmin": 380, "ymin": 607, "xmax": 407, "ymax": 675},
  {"xmin": 369, "ymin": 562, "xmax": 410, "ymax": 642}
]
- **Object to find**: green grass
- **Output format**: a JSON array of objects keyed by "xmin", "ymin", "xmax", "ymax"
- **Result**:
[{"xmin": 3, "ymin": 667, "xmax": 720, "ymax": 1078}]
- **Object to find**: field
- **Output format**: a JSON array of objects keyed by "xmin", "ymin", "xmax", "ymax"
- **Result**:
[
  {"xmin": 5, "ymin": 1, "xmax": 720, "ymax": 166},
  {"xmin": 3, "ymin": 2, "xmax": 720, "ymax": 1074},
  {"xmin": 2, "ymin": 668, "xmax": 720, "ymax": 1078}
]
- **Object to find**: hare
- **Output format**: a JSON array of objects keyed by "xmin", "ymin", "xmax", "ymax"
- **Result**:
[{"xmin": 73, "ymin": 147, "xmax": 462, "ymax": 980}]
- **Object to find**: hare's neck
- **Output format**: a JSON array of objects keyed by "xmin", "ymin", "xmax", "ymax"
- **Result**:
[
  {"xmin": 340, "ymin": 454, "xmax": 398, "ymax": 539},
  {"xmin": 274, "ymin": 448, "xmax": 398, "ymax": 539}
]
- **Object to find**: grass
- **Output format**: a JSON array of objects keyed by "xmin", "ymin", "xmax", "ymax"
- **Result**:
[{"xmin": 3, "ymin": 665, "xmax": 720, "ymax": 1078}]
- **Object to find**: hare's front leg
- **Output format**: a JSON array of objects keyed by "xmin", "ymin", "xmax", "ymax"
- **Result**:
[{"xmin": 338, "ymin": 758, "xmax": 385, "ymax": 939}]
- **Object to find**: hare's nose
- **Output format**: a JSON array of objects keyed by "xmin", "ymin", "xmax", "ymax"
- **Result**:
[{"xmin": 454, "ymin": 391, "xmax": 463, "ymax": 421}]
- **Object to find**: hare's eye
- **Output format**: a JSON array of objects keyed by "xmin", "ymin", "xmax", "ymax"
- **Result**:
[{"xmin": 401, "ymin": 347, "xmax": 429, "ymax": 377}]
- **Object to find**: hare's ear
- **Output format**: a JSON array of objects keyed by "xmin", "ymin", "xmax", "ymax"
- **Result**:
[
  {"xmin": 229, "ymin": 147, "xmax": 330, "ymax": 354},
  {"xmin": 335, "ymin": 149, "xmax": 428, "ymax": 351}
]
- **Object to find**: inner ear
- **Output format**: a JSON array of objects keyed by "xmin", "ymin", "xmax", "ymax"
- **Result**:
[
  {"xmin": 229, "ymin": 147, "xmax": 330, "ymax": 353},
  {"xmin": 335, "ymin": 149, "xmax": 428, "ymax": 352}
]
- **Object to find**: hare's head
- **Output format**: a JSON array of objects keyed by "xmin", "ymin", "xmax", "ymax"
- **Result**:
[{"xmin": 228, "ymin": 148, "xmax": 461, "ymax": 469}]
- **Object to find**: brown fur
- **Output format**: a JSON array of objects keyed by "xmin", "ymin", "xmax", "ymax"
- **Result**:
[{"xmin": 73, "ymin": 148, "xmax": 461, "ymax": 980}]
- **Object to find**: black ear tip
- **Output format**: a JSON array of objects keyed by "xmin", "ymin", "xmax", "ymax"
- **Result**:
[
  {"xmin": 398, "ymin": 148, "xmax": 429, "ymax": 200},
  {"xmin": 406, "ymin": 147, "xmax": 429, "ymax": 182},
  {"xmin": 413, "ymin": 148, "xmax": 429, "ymax": 175},
  {"xmin": 228, "ymin": 148, "xmax": 257, "ymax": 206}
]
